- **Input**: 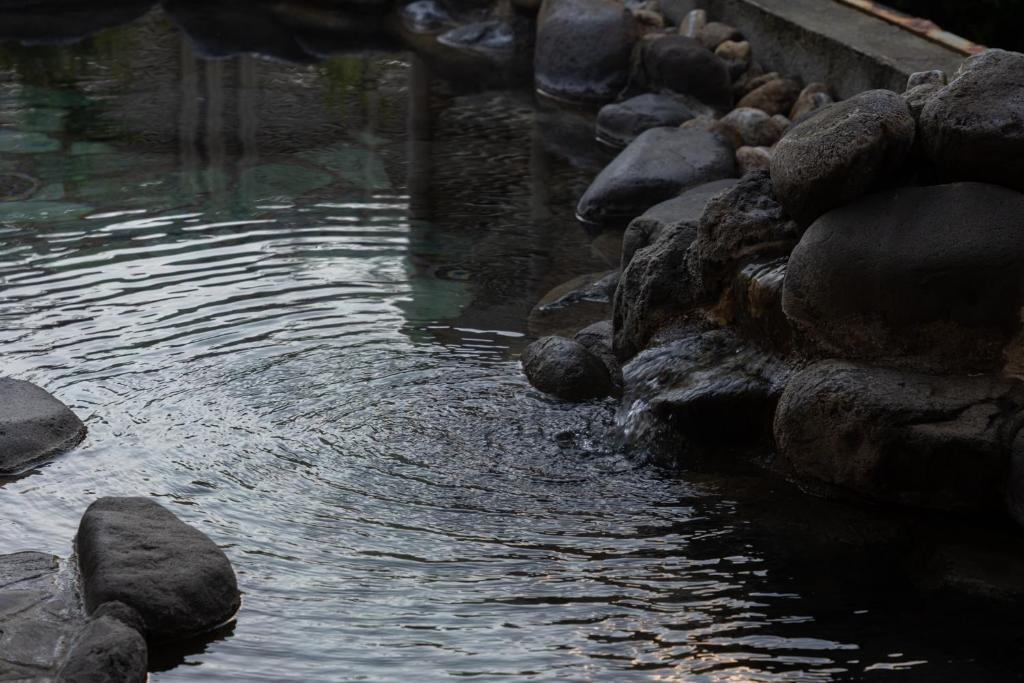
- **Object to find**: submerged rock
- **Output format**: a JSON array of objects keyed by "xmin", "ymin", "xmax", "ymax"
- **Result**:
[
  {"xmin": 577, "ymin": 127, "xmax": 736, "ymax": 226},
  {"xmin": 771, "ymin": 89, "xmax": 915, "ymax": 225},
  {"xmin": 521, "ymin": 336, "xmax": 615, "ymax": 401},
  {"xmin": 783, "ymin": 182, "xmax": 1024, "ymax": 371},
  {"xmin": 595, "ymin": 93, "xmax": 696, "ymax": 147},
  {"xmin": 77, "ymin": 498, "xmax": 240, "ymax": 641},
  {"xmin": 631, "ymin": 35, "xmax": 733, "ymax": 111},
  {"xmin": 0, "ymin": 378, "xmax": 87, "ymax": 475},
  {"xmin": 775, "ymin": 361, "xmax": 1024, "ymax": 516},
  {"xmin": 920, "ymin": 49, "xmax": 1024, "ymax": 192}
]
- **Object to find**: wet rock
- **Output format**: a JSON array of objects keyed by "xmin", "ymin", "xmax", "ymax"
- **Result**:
[
  {"xmin": 718, "ymin": 107, "xmax": 787, "ymax": 147},
  {"xmin": 774, "ymin": 361, "xmax": 1024, "ymax": 515},
  {"xmin": 574, "ymin": 320, "xmax": 623, "ymax": 393},
  {"xmin": 689, "ymin": 170, "xmax": 799, "ymax": 299},
  {"xmin": 595, "ymin": 93, "xmax": 696, "ymax": 147},
  {"xmin": 56, "ymin": 615, "xmax": 147, "ymax": 683},
  {"xmin": 677, "ymin": 8, "xmax": 705, "ymax": 37},
  {"xmin": 697, "ymin": 21, "xmax": 742, "ymax": 50},
  {"xmin": 437, "ymin": 19, "xmax": 516, "ymax": 57},
  {"xmin": 920, "ymin": 49, "xmax": 1024, "ymax": 192},
  {"xmin": 521, "ymin": 336, "xmax": 615, "ymax": 400},
  {"xmin": 621, "ymin": 178, "xmax": 739, "ymax": 267},
  {"xmin": 535, "ymin": 0, "xmax": 639, "ymax": 103},
  {"xmin": 788, "ymin": 82, "xmax": 832, "ymax": 121},
  {"xmin": 735, "ymin": 145, "xmax": 772, "ymax": 175},
  {"xmin": 577, "ymin": 127, "xmax": 736, "ymax": 226},
  {"xmin": 77, "ymin": 497, "xmax": 240, "ymax": 641},
  {"xmin": 736, "ymin": 78, "xmax": 800, "ymax": 116},
  {"xmin": 632, "ymin": 35, "xmax": 733, "ymax": 111},
  {"xmin": 0, "ymin": 377, "xmax": 87, "ymax": 475},
  {"xmin": 714, "ymin": 39, "xmax": 751, "ymax": 80},
  {"xmin": 731, "ymin": 258, "xmax": 790, "ymax": 349},
  {"xmin": 783, "ymin": 183, "xmax": 1024, "ymax": 371},
  {"xmin": 771, "ymin": 89, "xmax": 915, "ymax": 225},
  {"xmin": 529, "ymin": 270, "xmax": 619, "ymax": 338}
]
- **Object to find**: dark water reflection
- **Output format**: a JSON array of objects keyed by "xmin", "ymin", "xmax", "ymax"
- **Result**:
[{"xmin": 1, "ymin": 7, "xmax": 1024, "ymax": 682}]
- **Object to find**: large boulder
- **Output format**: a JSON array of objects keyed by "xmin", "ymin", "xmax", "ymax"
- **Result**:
[
  {"xmin": 783, "ymin": 183, "xmax": 1024, "ymax": 371},
  {"xmin": 534, "ymin": 0, "xmax": 639, "ymax": 103},
  {"xmin": 770, "ymin": 89, "xmax": 915, "ymax": 225},
  {"xmin": 631, "ymin": 35, "xmax": 733, "ymax": 111},
  {"xmin": 595, "ymin": 92, "xmax": 696, "ymax": 147},
  {"xmin": 0, "ymin": 378, "xmax": 87, "ymax": 475},
  {"xmin": 577, "ymin": 127, "xmax": 736, "ymax": 226},
  {"xmin": 521, "ymin": 336, "xmax": 615, "ymax": 400},
  {"xmin": 774, "ymin": 361, "xmax": 1024, "ymax": 515},
  {"xmin": 76, "ymin": 498, "xmax": 240, "ymax": 641},
  {"xmin": 920, "ymin": 49, "xmax": 1024, "ymax": 192},
  {"xmin": 621, "ymin": 177, "xmax": 738, "ymax": 267}
]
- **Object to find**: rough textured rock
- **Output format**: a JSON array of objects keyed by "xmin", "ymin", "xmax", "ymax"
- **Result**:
[
  {"xmin": 737, "ymin": 78, "xmax": 800, "ymax": 116},
  {"xmin": 573, "ymin": 320, "xmax": 623, "ymax": 393},
  {"xmin": 56, "ymin": 616, "xmax": 147, "ymax": 683},
  {"xmin": 77, "ymin": 497, "xmax": 240, "ymax": 641},
  {"xmin": 736, "ymin": 145, "xmax": 771, "ymax": 175},
  {"xmin": 631, "ymin": 35, "xmax": 733, "ymax": 111},
  {"xmin": 0, "ymin": 377, "xmax": 87, "ymax": 475},
  {"xmin": 534, "ymin": 0, "xmax": 638, "ymax": 103},
  {"xmin": 783, "ymin": 183, "xmax": 1024, "ymax": 371},
  {"xmin": 920, "ymin": 49, "xmax": 1024, "ymax": 192},
  {"xmin": 577, "ymin": 127, "xmax": 736, "ymax": 226},
  {"xmin": 775, "ymin": 361, "xmax": 1024, "ymax": 515},
  {"xmin": 689, "ymin": 170, "xmax": 799, "ymax": 299},
  {"xmin": 771, "ymin": 89, "xmax": 915, "ymax": 225},
  {"xmin": 788, "ymin": 82, "xmax": 832, "ymax": 121},
  {"xmin": 521, "ymin": 335, "xmax": 615, "ymax": 400},
  {"xmin": 595, "ymin": 92, "xmax": 695, "ymax": 147},
  {"xmin": 621, "ymin": 178, "xmax": 738, "ymax": 267},
  {"xmin": 718, "ymin": 107, "xmax": 787, "ymax": 147}
]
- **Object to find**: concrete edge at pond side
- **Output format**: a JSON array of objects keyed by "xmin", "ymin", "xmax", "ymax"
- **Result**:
[{"xmin": 664, "ymin": 0, "xmax": 967, "ymax": 98}]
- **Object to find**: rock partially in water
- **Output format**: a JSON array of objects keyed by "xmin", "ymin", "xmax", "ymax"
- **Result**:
[
  {"xmin": 534, "ymin": 0, "xmax": 638, "ymax": 103},
  {"xmin": 529, "ymin": 270, "xmax": 619, "ymax": 338},
  {"xmin": 737, "ymin": 78, "xmax": 800, "ymax": 117},
  {"xmin": 920, "ymin": 49, "xmax": 1024, "ymax": 192},
  {"xmin": 576, "ymin": 127, "xmax": 736, "ymax": 226},
  {"xmin": 631, "ymin": 35, "xmax": 733, "ymax": 111},
  {"xmin": 595, "ymin": 93, "xmax": 696, "ymax": 147},
  {"xmin": 56, "ymin": 615, "xmax": 147, "ymax": 683},
  {"xmin": 621, "ymin": 177, "xmax": 738, "ymax": 268},
  {"xmin": 574, "ymin": 320, "xmax": 623, "ymax": 394},
  {"xmin": 77, "ymin": 497, "xmax": 240, "ymax": 641},
  {"xmin": 0, "ymin": 378, "xmax": 87, "ymax": 476},
  {"xmin": 774, "ymin": 361, "xmax": 1024, "ymax": 516},
  {"xmin": 771, "ymin": 89, "xmax": 915, "ymax": 225},
  {"xmin": 783, "ymin": 182, "xmax": 1024, "ymax": 372},
  {"xmin": 521, "ymin": 336, "xmax": 616, "ymax": 401}
]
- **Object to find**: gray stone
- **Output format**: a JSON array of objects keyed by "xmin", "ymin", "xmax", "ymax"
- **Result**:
[
  {"xmin": 770, "ymin": 89, "xmax": 915, "ymax": 225},
  {"xmin": 782, "ymin": 183, "xmax": 1024, "ymax": 371},
  {"xmin": 718, "ymin": 107, "xmax": 787, "ymax": 147},
  {"xmin": 774, "ymin": 361, "xmax": 1024, "ymax": 515},
  {"xmin": 56, "ymin": 616, "xmax": 147, "ymax": 683},
  {"xmin": 577, "ymin": 127, "xmax": 736, "ymax": 226},
  {"xmin": 535, "ymin": 0, "xmax": 639, "ymax": 103},
  {"xmin": 0, "ymin": 378, "xmax": 87, "ymax": 475},
  {"xmin": 573, "ymin": 320, "xmax": 623, "ymax": 393},
  {"xmin": 77, "ymin": 497, "xmax": 240, "ymax": 641},
  {"xmin": 920, "ymin": 49, "xmax": 1024, "ymax": 192},
  {"xmin": 595, "ymin": 93, "xmax": 696, "ymax": 147},
  {"xmin": 736, "ymin": 77, "xmax": 800, "ymax": 116},
  {"xmin": 521, "ymin": 336, "xmax": 615, "ymax": 401},
  {"xmin": 621, "ymin": 178, "xmax": 739, "ymax": 267},
  {"xmin": 632, "ymin": 35, "xmax": 733, "ymax": 110}
]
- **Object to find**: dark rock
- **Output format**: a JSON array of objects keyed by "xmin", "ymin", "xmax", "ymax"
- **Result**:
[
  {"xmin": 595, "ymin": 93, "xmax": 696, "ymax": 147},
  {"xmin": 621, "ymin": 178, "xmax": 739, "ymax": 267},
  {"xmin": 437, "ymin": 19, "xmax": 516, "ymax": 57},
  {"xmin": 718, "ymin": 107, "xmax": 787, "ymax": 147},
  {"xmin": 631, "ymin": 35, "xmax": 733, "ymax": 110},
  {"xmin": 56, "ymin": 616, "xmax": 147, "ymax": 683},
  {"xmin": 529, "ymin": 270, "xmax": 618, "ymax": 338},
  {"xmin": 774, "ymin": 361, "xmax": 1024, "ymax": 515},
  {"xmin": 783, "ymin": 183, "xmax": 1024, "ymax": 371},
  {"xmin": 574, "ymin": 320, "xmax": 623, "ymax": 393},
  {"xmin": 521, "ymin": 336, "xmax": 615, "ymax": 400},
  {"xmin": 577, "ymin": 127, "xmax": 736, "ymax": 226},
  {"xmin": 535, "ymin": 0, "xmax": 639, "ymax": 103},
  {"xmin": 735, "ymin": 70, "xmax": 777, "ymax": 98},
  {"xmin": 680, "ymin": 114, "xmax": 743, "ymax": 148},
  {"xmin": 689, "ymin": 170, "xmax": 799, "ymax": 299},
  {"xmin": 0, "ymin": 1, "xmax": 156, "ymax": 44},
  {"xmin": 697, "ymin": 21, "xmax": 742, "ymax": 50},
  {"xmin": 77, "ymin": 497, "xmax": 240, "ymax": 641},
  {"xmin": 920, "ymin": 49, "xmax": 1024, "ymax": 192},
  {"xmin": 0, "ymin": 377, "xmax": 87, "ymax": 475},
  {"xmin": 400, "ymin": 0, "xmax": 455, "ymax": 33},
  {"xmin": 714, "ymin": 39, "xmax": 751, "ymax": 80},
  {"xmin": 736, "ymin": 78, "xmax": 800, "ymax": 116},
  {"xmin": 731, "ymin": 258, "xmax": 791, "ymax": 350},
  {"xmin": 770, "ymin": 89, "xmax": 915, "ymax": 225},
  {"xmin": 736, "ymin": 145, "xmax": 771, "ymax": 175},
  {"xmin": 788, "ymin": 82, "xmax": 832, "ymax": 121},
  {"xmin": 91, "ymin": 602, "xmax": 145, "ymax": 635}
]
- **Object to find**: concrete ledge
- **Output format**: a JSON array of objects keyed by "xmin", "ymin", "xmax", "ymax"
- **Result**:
[{"xmin": 665, "ymin": 0, "xmax": 966, "ymax": 98}]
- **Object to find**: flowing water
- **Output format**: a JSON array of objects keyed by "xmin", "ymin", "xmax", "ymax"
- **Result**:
[{"xmin": 1, "ymin": 8, "xmax": 1024, "ymax": 682}]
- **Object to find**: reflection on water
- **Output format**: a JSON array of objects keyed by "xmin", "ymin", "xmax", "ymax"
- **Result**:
[{"xmin": 1, "ymin": 7, "xmax": 1024, "ymax": 683}]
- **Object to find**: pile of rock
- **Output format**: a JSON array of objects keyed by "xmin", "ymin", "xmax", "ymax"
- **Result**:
[{"xmin": 523, "ymin": 44, "xmax": 1024, "ymax": 533}]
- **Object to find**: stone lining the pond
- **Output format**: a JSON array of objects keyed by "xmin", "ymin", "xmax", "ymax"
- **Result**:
[{"xmin": 0, "ymin": 378, "xmax": 87, "ymax": 476}]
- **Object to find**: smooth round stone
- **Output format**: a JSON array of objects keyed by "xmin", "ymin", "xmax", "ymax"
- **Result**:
[
  {"xmin": 595, "ymin": 93, "xmax": 696, "ymax": 147},
  {"xmin": 0, "ymin": 378, "xmax": 86, "ymax": 475}
]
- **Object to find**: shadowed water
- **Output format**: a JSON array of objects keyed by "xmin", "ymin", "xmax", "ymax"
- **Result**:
[{"xmin": 1, "ymin": 8, "xmax": 1024, "ymax": 682}]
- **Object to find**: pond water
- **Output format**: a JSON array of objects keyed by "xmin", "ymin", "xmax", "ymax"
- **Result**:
[{"xmin": 2, "ymin": 7, "xmax": 1024, "ymax": 682}]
